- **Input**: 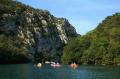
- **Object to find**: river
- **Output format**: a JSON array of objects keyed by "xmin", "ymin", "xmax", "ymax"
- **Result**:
[{"xmin": 0, "ymin": 64, "xmax": 120, "ymax": 79}]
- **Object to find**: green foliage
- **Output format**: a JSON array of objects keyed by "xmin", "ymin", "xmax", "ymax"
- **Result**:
[
  {"xmin": 102, "ymin": 53, "xmax": 114, "ymax": 65},
  {"xmin": 0, "ymin": 0, "xmax": 16, "ymax": 13},
  {"xmin": 62, "ymin": 13, "xmax": 120, "ymax": 65},
  {"xmin": 114, "ymin": 56, "xmax": 120, "ymax": 65},
  {"xmin": 61, "ymin": 36, "xmax": 91, "ymax": 64},
  {"xmin": 0, "ymin": 35, "xmax": 30, "ymax": 63}
]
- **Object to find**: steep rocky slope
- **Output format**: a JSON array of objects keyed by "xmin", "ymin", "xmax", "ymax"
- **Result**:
[{"xmin": 0, "ymin": 0, "xmax": 77, "ymax": 63}]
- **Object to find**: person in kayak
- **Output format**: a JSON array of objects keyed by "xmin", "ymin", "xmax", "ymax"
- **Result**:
[{"xmin": 70, "ymin": 62, "xmax": 78, "ymax": 69}]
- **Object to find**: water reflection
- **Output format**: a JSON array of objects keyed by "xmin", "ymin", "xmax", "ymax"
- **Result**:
[{"xmin": 0, "ymin": 64, "xmax": 120, "ymax": 79}]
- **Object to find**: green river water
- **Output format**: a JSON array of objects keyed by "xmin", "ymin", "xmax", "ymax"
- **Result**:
[{"xmin": 0, "ymin": 64, "xmax": 120, "ymax": 79}]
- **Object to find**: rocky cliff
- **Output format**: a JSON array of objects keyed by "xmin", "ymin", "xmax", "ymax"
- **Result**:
[{"xmin": 0, "ymin": 0, "xmax": 77, "ymax": 62}]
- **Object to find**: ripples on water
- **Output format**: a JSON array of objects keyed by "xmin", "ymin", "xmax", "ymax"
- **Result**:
[{"xmin": 0, "ymin": 64, "xmax": 120, "ymax": 79}]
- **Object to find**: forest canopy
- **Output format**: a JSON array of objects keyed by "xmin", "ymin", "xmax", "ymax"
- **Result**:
[{"xmin": 61, "ymin": 13, "xmax": 120, "ymax": 65}]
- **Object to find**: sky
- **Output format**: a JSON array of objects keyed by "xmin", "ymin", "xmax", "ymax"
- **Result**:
[{"xmin": 18, "ymin": 0, "xmax": 120, "ymax": 35}]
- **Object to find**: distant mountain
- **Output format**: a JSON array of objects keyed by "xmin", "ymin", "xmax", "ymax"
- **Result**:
[
  {"xmin": 0, "ymin": 0, "xmax": 78, "ymax": 63},
  {"xmin": 62, "ymin": 13, "xmax": 120, "ymax": 65}
]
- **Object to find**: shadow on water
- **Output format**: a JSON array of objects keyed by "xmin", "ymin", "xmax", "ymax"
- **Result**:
[{"xmin": 0, "ymin": 64, "xmax": 120, "ymax": 79}]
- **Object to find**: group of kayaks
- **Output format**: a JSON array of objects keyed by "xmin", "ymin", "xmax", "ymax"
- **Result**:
[{"xmin": 36, "ymin": 61, "xmax": 78, "ymax": 69}]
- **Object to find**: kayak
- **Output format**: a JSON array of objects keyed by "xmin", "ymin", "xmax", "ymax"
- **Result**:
[
  {"xmin": 70, "ymin": 63, "xmax": 78, "ymax": 69},
  {"xmin": 51, "ymin": 63, "xmax": 61, "ymax": 67}
]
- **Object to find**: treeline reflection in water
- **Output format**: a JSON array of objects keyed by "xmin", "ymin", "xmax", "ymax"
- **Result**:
[{"xmin": 0, "ymin": 64, "xmax": 120, "ymax": 79}]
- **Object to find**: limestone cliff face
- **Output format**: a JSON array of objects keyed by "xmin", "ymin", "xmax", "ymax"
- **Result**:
[{"xmin": 0, "ymin": 0, "xmax": 77, "ymax": 61}]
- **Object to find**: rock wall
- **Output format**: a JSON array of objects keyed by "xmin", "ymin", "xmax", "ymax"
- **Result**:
[{"xmin": 0, "ymin": 0, "xmax": 78, "ymax": 61}]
